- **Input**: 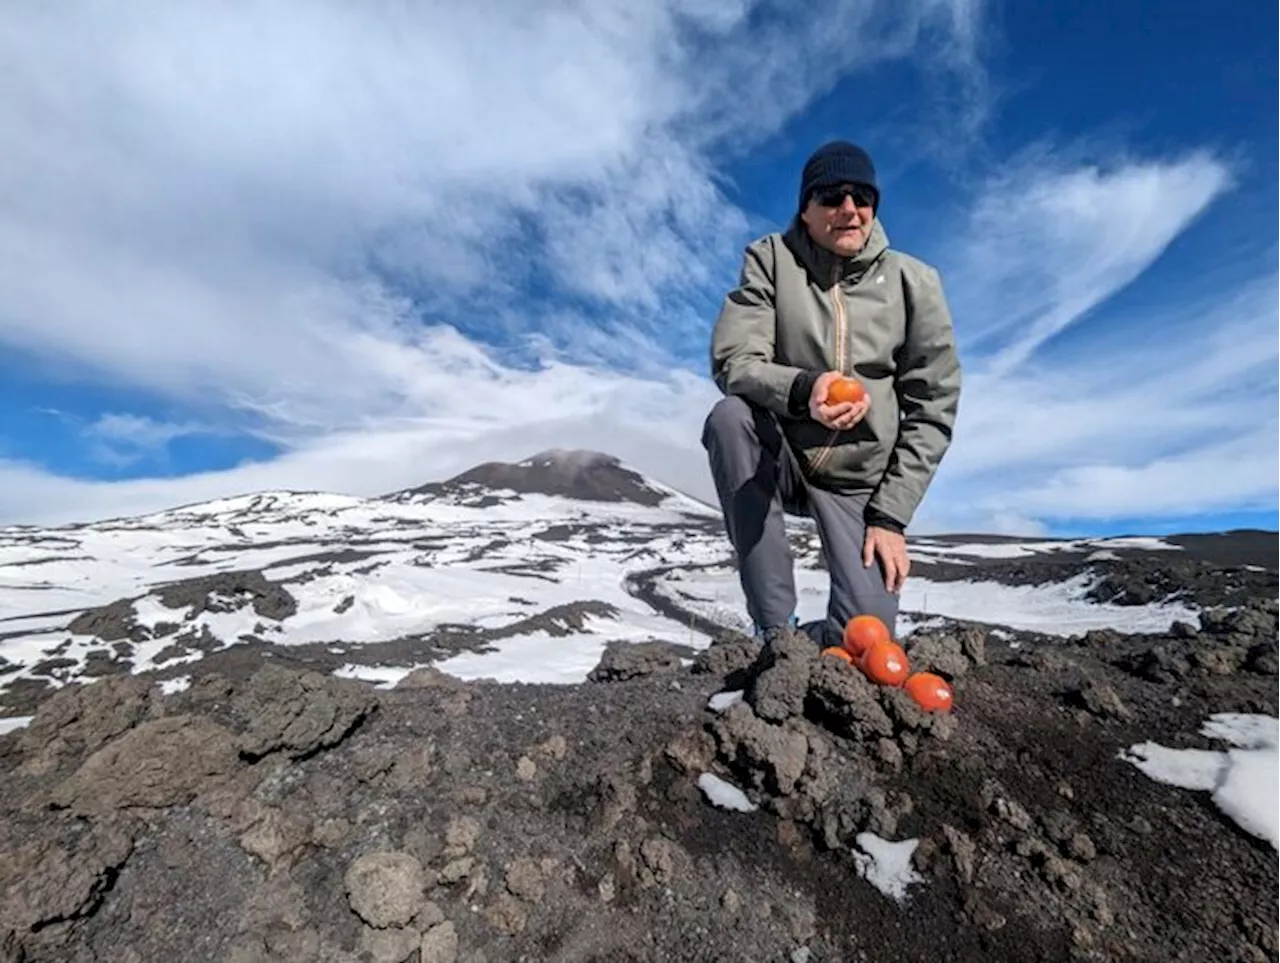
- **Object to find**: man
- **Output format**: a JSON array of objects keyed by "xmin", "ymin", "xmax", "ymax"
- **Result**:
[{"xmin": 703, "ymin": 140, "xmax": 961, "ymax": 646}]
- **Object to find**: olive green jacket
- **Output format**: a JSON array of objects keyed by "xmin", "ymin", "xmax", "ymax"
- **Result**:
[{"xmin": 709, "ymin": 218, "xmax": 961, "ymax": 529}]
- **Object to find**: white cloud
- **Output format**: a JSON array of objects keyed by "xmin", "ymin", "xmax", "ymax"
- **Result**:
[
  {"xmin": 0, "ymin": 0, "xmax": 990, "ymax": 525},
  {"xmin": 87, "ymin": 414, "xmax": 191, "ymax": 447},
  {"xmin": 949, "ymin": 150, "xmax": 1234, "ymax": 376},
  {"xmin": 910, "ymin": 156, "xmax": 1276, "ymax": 533},
  {"xmin": 967, "ymin": 274, "xmax": 1280, "ymax": 522},
  {"xmin": 82, "ymin": 414, "xmax": 214, "ymax": 468},
  {"xmin": 0, "ymin": 2, "xmax": 1271, "ymax": 537},
  {"xmin": 0, "ymin": 365, "xmax": 722, "ymax": 526}
]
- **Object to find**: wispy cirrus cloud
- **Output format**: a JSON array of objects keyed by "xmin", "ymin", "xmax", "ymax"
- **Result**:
[
  {"xmin": 911, "ymin": 153, "xmax": 1275, "ymax": 533},
  {"xmin": 949, "ymin": 149, "xmax": 1233, "ymax": 376},
  {"xmin": 81, "ymin": 414, "xmax": 220, "ymax": 469}
]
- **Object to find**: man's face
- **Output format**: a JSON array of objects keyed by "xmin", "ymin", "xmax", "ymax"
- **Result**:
[{"xmin": 800, "ymin": 183, "xmax": 876, "ymax": 257}]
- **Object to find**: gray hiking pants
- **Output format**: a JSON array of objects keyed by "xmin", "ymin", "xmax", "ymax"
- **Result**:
[{"xmin": 701, "ymin": 395, "xmax": 899, "ymax": 645}]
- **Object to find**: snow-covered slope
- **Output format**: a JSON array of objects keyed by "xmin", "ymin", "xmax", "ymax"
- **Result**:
[{"xmin": 0, "ymin": 449, "xmax": 1263, "ymax": 714}]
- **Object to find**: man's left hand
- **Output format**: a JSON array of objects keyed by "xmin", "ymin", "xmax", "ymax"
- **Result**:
[{"xmin": 863, "ymin": 525, "xmax": 909, "ymax": 593}]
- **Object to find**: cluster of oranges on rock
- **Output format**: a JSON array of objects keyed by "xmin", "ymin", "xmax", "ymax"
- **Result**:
[{"xmin": 821, "ymin": 614, "xmax": 954, "ymax": 713}]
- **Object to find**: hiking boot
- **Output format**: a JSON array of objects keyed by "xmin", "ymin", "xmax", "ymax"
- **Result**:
[{"xmin": 753, "ymin": 614, "xmax": 800, "ymax": 646}]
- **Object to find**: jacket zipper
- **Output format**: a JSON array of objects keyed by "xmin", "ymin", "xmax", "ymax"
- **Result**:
[{"xmin": 809, "ymin": 262, "xmax": 846, "ymax": 474}]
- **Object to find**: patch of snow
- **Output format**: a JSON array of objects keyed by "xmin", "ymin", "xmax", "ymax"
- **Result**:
[
  {"xmin": 1120, "ymin": 742, "xmax": 1226, "ymax": 790},
  {"xmin": 0, "ymin": 630, "xmax": 78, "ymax": 677},
  {"xmin": 0, "ymin": 716, "xmax": 33, "ymax": 735},
  {"xmin": 905, "ymin": 535, "xmax": 1180, "ymax": 563},
  {"xmin": 662, "ymin": 567, "xmax": 1198, "ymax": 638},
  {"xmin": 909, "ymin": 541, "xmax": 1057, "ymax": 560},
  {"xmin": 131, "ymin": 596, "xmax": 191, "ymax": 629},
  {"xmin": 707, "ymin": 690, "xmax": 744, "ymax": 712},
  {"xmin": 697, "ymin": 772, "xmax": 758, "ymax": 812},
  {"xmin": 431, "ymin": 629, "xmax": 602, "ymax": 685},
  {"xmin": 904, "ymin": 572, "xmax": 1197, "ymax": 635},
  {"xmin": 159, "ymin": 675, "xmax": 191, "ymax": 695},
  {"xmin": 1085, "ymin": 550, "xmax": 1120, "ymax": 562},
  {"xmin": 0, "ymin": 612, "xmax": 74, "ymax": 636},
  {"xmin": 332, "ymin": 663, "xmax": 425, "ymax": 688},
  {"xmin": 1099, "ymin": 536, "xmax": 1180, "ymax": 552},
  {"xmin": 1214, "ymin": 753, "xmax": 1279, "ymax": 848},
  {"xmin": 896, "ymin": 613, "xmax": 947, "ymax": 636},
  {"xmin": 1120, "ymin": 713, "xmax": 1279, "ymax": 849},
  {"xmin": 851, "ymin": 832, "xmax": 924, "ymax": 901},
  {"xmin": 262, "ymin": 561, "xmax": 322, "ymax": 582},
  {"xmin": 1202, "ymin": 713, "xmax": 1278, "ymax": 747}
]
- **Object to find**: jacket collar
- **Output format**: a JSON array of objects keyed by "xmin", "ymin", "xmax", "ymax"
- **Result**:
[{"xmin": 784, "ymin": 217, "xmax": 890, "ymax": 287}]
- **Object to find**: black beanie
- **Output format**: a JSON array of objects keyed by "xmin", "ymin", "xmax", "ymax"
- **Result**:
[{"xmin": 797, "ymin": 141, "xmax": 878, "ymax": 213}]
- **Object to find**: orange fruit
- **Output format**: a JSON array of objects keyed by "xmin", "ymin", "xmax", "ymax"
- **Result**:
[
  {"xmin": 904, "ymin": 672, "xmax": 954, "ymax": 713},
  {"xmin": 821, "ymin": 646, "xmax": 853, "ymax": 664},
  {"xmin": 843, "ymin": 614, "xmax": 891, "ymax": 659},
  {"xmin": 826, "ymin": 376, "xmax": 866, "ymax": 406},
  {"xmin": 859, "ymin": 641, "xmax": 910, "ymax": 687}
]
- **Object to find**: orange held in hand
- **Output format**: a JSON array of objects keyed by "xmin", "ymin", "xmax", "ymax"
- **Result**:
[
  {"xmin": 826, "ymin": 376, "xmax": 866, "ymax": 406},
  {"xmin": 843, "ymin": 614, "xmax": 891, "ymax": 659},
  {"xmin": 821, "ymin": 646, "xmax": 853, "ymax": 664},
  {"xmin": 859, "ymin": 641, "xmax": 910, "ymax": 687},
  {"xmin": 904, "ymin": 672, "xmax": 954, "ymax": 713}
]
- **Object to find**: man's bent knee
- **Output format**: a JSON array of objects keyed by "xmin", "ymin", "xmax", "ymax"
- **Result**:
[{"xmin": 702, "ymin": 395, "xmax": 756, "ymax": 449}]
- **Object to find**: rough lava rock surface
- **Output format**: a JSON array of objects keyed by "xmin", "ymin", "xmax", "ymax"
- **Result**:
[{"xmin": 0, "ymin": 580, "xmax": 1276, "ymax": 962}]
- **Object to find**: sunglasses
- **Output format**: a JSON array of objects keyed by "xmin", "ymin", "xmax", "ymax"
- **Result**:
[{"xmin": 813, "ymin": 186, "xmax": 877, "ymax": 209}]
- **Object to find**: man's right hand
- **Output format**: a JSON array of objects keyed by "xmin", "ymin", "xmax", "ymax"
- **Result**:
[{"xmin": 809, "ymin": 371, "xmax": 870, "ymax": 431}]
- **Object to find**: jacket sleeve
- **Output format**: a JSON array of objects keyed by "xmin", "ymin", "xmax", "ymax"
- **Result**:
[
  {"xmin": 710, "ymin": 238, "xmax": 813, "ymax": 417},
  {"xmin": 867, "ymin": 264, "xmax": 962, "ymax": 528}
]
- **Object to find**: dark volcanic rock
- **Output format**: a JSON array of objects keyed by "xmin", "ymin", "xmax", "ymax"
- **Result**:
[
  {"xmin": 710, "ymin": 702, "xmax": 809, "ymax": 797},
  {"xmin": 1190, "ymin": 645, "xmax": 1249, "ymax": 676},
  {"xmin": 904, "ymin": 628, "xmax": 986, "ymax": 679},
  {"xmin": 746, "ymin": 630, "xmax": 817, "ymax": 722},
  {"xmin": 1199, "ymin": 598, "xmax": 1279, "ymax": 645},
  {"xmin": 0, "ymin": 814, "xmax": 135, "ymax": 937},
  {"xmin": 1121, "ymin": 597, "xmax": 1277, "ymax": 682},
  {"xmin": 1244, "ymin": 643, "xmax": 1279, "ymax": 675},
  {"xmin": 1085, "ymin": 557, "xmax": 1277, "ymax": 608},
  {"xmin": 588, "ymin": 641, "xmax": 685, "ymax": 682},
  {"xmin": 63, "ymin": 571, "xmax": 298, "ymax": 652},
  {"xmin": 404, "ymin": 449, "xmax": 671, "ymax": 507},
  {"xmin": 47, "ymin": 715, "xmax": 241, "ymax": 814},
  {"xmin": 917, "ymin": 548, "xmax": 1276, "ymax": 609},
  {"xmin": 1068, "ymin": 679, "xmax": 1133, "ymax": 720},
  {"xmin": 805, "ymin": 658, "xmax": 894, "ymax": 741},
  {"xmin": 79, "ymin": 649, "xmax": 131, "ymax": 678},
  {"xmin": 66, "ymin": 598, "xmax": 152, "ymax": 644},
  {"xmin": 691, "ymin": 632, "xmax": 762, "ymax": 678},
  {"xmin": 232, "ymin": 664, "xmax": 375, "ymax": 761},
  {"xmin": 1128, "ymin": 645, "xmax": 1194, "ymax": 683},
  {"xmin": 155, "ymin": 568, "xmax": 298, "ymax": 622},
  {"xmin": 490, "ymin": 600, "xmax": 620, "ymax": 640},
  {"xmin": 395, "ymin": 667, "xmax": 464, "ymax": 691},
  {"xmin": 0, "ymin": 632, "xmax": 1274, "ymax": 963},
  {"xmin": 17, "ymin": 675, "xmax": 154, "ymax": 771}
]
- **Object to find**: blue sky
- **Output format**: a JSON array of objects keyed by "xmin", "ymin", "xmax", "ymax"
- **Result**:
[{"xmin": 0, "ymin": 0, "xmax": 1275, "ymax": 535}]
